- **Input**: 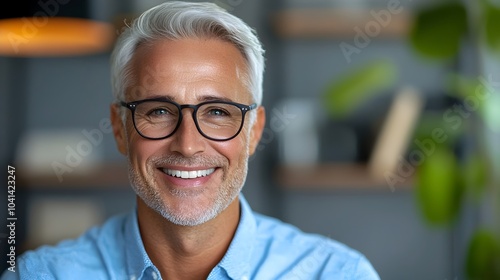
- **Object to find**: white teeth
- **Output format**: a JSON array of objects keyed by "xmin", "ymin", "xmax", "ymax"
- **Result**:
[{"xmin": 163, "ymin": 168, "xmax": 215, "ymax": 179}]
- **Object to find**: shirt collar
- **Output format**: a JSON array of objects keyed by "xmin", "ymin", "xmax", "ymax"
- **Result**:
[
  {"xmin": 215, "ymin": 194, "xmax": 256, "ymax": 279},
  {"xmin": 124, "ymin": 207, "xmax": 160, "ymax": 280},
  {"xmin": 123, "ymin": 195, "xmax": 257, "ymax": 280}
]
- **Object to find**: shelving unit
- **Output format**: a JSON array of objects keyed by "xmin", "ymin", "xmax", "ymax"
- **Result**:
[
  {"xmin": 276, "ymin": 163, "xmax": 413, "ymax": 190},
  {"xmin": 269, "ymin": 7, "xmax": 417, "ymax": 191}
]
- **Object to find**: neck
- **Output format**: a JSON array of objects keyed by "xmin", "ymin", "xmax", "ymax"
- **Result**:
[{"xmin": 137, "ymin": 196, "xmax": 240, "ymax": 280}]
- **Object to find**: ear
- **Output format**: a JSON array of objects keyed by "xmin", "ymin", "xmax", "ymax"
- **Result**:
[
  {"xmin": 248, "ymin": 106, "xmax": 266, "ymax": 156},
  {"xmin": 110, "ymin": 103, "xmax": 128, "ymax": 156}
]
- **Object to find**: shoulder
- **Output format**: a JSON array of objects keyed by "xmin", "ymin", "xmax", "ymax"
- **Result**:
[
  {"xmin": 252, "ymin": 213, "xmax": 380, "ymax": 279},
  {"xmin": 10, "ymin": 212, "xmax": 129, "ymax": 280}
]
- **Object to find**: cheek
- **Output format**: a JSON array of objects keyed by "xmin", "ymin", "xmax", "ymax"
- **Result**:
[
  {"xmin": 126, "ymin": 127, "xmax": 160, "ymax": 168},
  {"xmin": 131, "ymin": 140, "xmax": 160, "ymax": 161},
  {"xmin": 215, "ymin": 133, "xmax": 249, "ymax": 164}
]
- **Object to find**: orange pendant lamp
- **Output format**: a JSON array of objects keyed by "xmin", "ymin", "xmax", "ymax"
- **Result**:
[{"xmin": 0, "ymin": 1, "xmax": 115, "ymax": 57}]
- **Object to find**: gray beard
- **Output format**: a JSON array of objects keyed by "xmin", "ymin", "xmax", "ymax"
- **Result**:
[{"xmin": 127, "ymin": 151, "xmax": 248, "ymax": 226}]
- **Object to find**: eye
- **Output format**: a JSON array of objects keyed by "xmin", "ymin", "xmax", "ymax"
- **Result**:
[
  {"xmin": 208, "ymin": 108, "xmax": 229, "ymax": 116},
  {"xmin": 146, "ymin": 107, "xmax": 172, "ymax": 117},
  {"xmin": 151, "ymin": 108, "xmax": 167, "ymax": 116}
]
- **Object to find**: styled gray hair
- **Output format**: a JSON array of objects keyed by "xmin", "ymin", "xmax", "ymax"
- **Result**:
[{"xmin": 110, "ymin": 1, "xmax": 265, "ymax": 106}]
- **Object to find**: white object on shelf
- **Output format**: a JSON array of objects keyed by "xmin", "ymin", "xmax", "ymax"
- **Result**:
[
  {"xmin": 277, "ymin": 98, "xmax": 319, "ymax": 166},
  {"xmin": 15, "ymin": 129, "xmax": 103, "ymax": 179},
  {"xmin": 368, "ymin": 86, "xmax": 424, "ymax": 182}
]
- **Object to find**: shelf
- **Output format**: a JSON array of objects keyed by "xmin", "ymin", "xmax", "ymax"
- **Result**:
[
  {"xmin": 276, "ymin": 163, "xmax": 413, "ymax": 191},
  {"xmin": 18, "ymin": 162, "xmax": 129, "ymax": 190},
  {"xmin": 272, "ymin": 8, "xmax": 412, "ymax": 38}
]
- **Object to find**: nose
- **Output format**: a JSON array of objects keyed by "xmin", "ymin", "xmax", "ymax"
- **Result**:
[{"xmin": 169, "ymin": 109, "xmax": 206, "ymax": 157}]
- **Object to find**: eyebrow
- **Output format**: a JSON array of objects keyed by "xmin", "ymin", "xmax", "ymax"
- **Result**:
[
  {"xmin": 198, "ymin": 95, "xmax": 234, "ymax": 103},
  {"xmin": 142, "ymin": 94, "xmax": 235, "ymax": 103}
]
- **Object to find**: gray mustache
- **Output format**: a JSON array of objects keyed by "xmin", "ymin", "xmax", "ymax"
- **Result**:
[{"xmin": 151, "ymin": 154, "xmax": 228, "ymax": 167}]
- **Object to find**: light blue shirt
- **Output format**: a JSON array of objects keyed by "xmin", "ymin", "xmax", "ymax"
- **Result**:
[{"xmin": 1, "ymin": 196, "xmax": 379, "ymax": 279}]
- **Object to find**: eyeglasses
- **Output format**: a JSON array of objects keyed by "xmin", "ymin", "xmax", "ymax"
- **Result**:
[{"xmin": 120, "ymin": 97, "xmax": 257, "ymax": 141}]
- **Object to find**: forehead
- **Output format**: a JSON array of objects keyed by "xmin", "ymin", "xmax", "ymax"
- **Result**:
[{"xmin": 126, "ymin": 38, "xmax": 251, "ymax": 103}]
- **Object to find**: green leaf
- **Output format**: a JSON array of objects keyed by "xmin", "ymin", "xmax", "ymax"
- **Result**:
[
  {"xmin": 415, "ymin": 145, "xmax": 462, "ymax": 225},
  {"xmin": 412, "ymin": 113, "xmax": 464, "ymax": 149},
  {"xmin": 484, "ymin": 3, "xmax": 500, "ymax": 52},
  {"xmin": 466, "ymin": 229, "xmax": 500, "ymax": 280},
  {"xmin": 447, "ymin": 74, "xmax": 487, "ymax": 116},
  {"xmin": 447, "ymin": 73, "xmax": 500, "ymax": 130},
  {"xmin": 322, "ymin": 60, "xmax": 396, "ymax": 118},
  {"xmin": 461, "ymin": 152, "xmax": 490, "ymax": 199},
  {"xmin": 447, "ymin": 74, "xmax": 480, "ymax": 99},
  {"xmin": 409, "ymin": 2, "xmax": 468, "ymax": 59}
]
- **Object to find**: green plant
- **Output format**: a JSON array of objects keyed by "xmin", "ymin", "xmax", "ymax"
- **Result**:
[
  {"xmin": 322, "ymin": 60, "xmax": 397, "ymax": 119},
  {"xmin": 409, "ymin": 1, "xmax": 500, "ymax": 278},
  {"xmin": 321, "ymin": 2, "xmax": 500, "ymax": 276}
]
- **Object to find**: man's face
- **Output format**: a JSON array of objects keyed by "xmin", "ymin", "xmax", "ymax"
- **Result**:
[{"xmin": 111, "ymin": 38, "xmax": 265, "ymax": 226}]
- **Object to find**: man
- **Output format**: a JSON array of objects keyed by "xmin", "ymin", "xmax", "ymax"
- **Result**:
[{"xmin": 2, "ymin": 2, "xmax": 379, "ymax": 279}]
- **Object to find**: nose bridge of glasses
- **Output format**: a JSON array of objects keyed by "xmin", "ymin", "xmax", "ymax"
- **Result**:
[
  {"xmin": 178, "ymin": 104, "xmax": 199, "ymax": 122},
  {"xmin": 175, "ymin": 104, "xmax": 202, "ymax": 135},
  {"xmin": 179, "ymin": 104, "xmax": 198, "ymax": 112}
]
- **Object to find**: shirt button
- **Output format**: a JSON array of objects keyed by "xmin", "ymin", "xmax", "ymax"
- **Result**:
[
  {"xmin": 241, "ymin": 276, "xmax": 249, "ymax": 280},
  {"xmin": 151, "ymin": 271, "xmax": 159, "ymax": 280}
]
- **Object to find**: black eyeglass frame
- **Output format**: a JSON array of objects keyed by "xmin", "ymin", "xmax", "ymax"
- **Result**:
[{"xmin": 120, "ymin": 97, "xmax": 257, "ymax": 141}]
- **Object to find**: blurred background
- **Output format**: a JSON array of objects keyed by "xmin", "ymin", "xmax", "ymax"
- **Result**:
[{"xmin": 1, "ymin": 0, "xmax": 499, "ymax": 279}]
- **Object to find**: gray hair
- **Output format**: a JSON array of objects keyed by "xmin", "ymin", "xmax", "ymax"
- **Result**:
[{"xmin": 110, "ymin": 1, "xmax": 265, "ymax": 106}]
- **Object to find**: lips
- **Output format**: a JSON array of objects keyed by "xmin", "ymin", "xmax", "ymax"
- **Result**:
[{"xmin": 161, "ymin": 168, "xmax": 215, "ymax": 179}]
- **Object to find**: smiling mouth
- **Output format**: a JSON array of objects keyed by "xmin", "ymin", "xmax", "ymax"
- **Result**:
[{"xmin": 161, "ymin": 168, "xmax": 216, "ymax": 179}]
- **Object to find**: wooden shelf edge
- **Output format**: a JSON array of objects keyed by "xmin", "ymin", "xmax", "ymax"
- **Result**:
[
  {"xmin": 276, "ymin": 163, "xmax": 413, "ymax": 191},
  {"xmin": 272, "ymin": 8, "xmax": 412, "ymax": 39},
  {"xmin": 17, "ymin": 162, "xmax": 130, "ymax": 190}
]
